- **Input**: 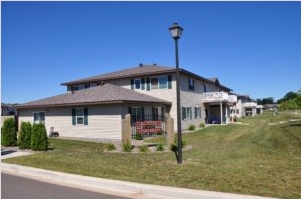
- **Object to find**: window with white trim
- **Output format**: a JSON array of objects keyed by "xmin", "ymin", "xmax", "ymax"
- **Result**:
[
  {"xmin": 72, "ymin": 108, "xmax": 88, "ymax": 125},
  {"xmin": 33, "ymin": 112, "xmax": 45, "ymax": 124},
  {"xmin": 188, "ymin": 78, "xmax": 195, "ymax": 91},
  {"xmin": 134, "ymin": 79, "xmax": 141, "ymax": 90},
  {"xmin": 158, "ymin": 76, "xmax": 168, "ymax": 89},
  {"xmin": 182, "ymin": 107, "xmax": 192, "ymax": 120},
  {"xmin": 194, "ymin": 107, "xmax": 201, "ymax": 119}
]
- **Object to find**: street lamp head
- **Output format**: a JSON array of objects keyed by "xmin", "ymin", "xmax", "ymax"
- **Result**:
[{"xmin": 169, "ymin": 22, "xmax": 184, "ymax": 40}]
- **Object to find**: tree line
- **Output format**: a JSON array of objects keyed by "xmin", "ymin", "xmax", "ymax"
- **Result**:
[{"xmin": 256, "ymin": 89, "xmax": 301, "ymax": 110}]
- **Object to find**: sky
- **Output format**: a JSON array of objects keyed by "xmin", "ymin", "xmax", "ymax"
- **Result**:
[{"xmin": 1, "ymin": 1, "xmax": 301, "ymax": 104}]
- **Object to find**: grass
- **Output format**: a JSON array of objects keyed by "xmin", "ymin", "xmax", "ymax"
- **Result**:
[{"xmin": 3, "ymin": 112, "xmax": 301, "ymax": 199}]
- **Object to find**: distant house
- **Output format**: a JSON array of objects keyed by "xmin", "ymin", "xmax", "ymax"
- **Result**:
[
  {"xmin": 1, "ymin": 103, "xmax": 17, "ymax": 116},
  {"xmin": 17, "ymin": 64, "xmax": 245, "ymax": 140},
  {"xmin": 230, "ymin": 94, "xmax": 263, "ymax": 118}
]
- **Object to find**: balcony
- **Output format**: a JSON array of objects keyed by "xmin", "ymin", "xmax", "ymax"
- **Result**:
[
  {"xmin": 243, "ymin": 102, "xmax": 257, "ymax": 107},
  {"xmin": 203, "ymin": 92, "xmax": 237, "ymax": 103}
]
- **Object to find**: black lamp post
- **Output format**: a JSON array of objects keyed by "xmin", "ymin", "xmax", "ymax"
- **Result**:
[{"xmin": 169, "ymin": 22, "xmax": 183, "ymax": 164}]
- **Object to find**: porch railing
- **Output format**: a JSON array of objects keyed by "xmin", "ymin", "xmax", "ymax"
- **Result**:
[
  {"xmin": 203, "ymin": 92, "xmax": 237, "ymax": 103},
  {"xmin": 131, "ymin": 113, "xmax": 166, "ymax": 139}
]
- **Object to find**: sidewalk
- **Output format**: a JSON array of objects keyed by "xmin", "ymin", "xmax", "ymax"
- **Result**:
[{"xmin": 1, "ymin": 162, "xmax": 279, "ymax": 199}]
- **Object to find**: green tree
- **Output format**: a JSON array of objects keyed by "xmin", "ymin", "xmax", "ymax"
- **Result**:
[
  {"xmin": 18, "ymin": 121, "xmax": 32, "ymax": 149},
  {"xmin": 31, "ymin": 123, "xmax": 48, "ymax": 151},
  {"xmin": 1, "ymin": 118, "xmax": 17, "ymax": 146}
]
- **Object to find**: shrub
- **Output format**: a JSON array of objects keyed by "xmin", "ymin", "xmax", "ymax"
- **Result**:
[
  {"xmin": 138, "ymin": 145, "xmax": 149, "ymax": 153},
  {"xmin": 18, "ymin": 121, "xmax": 32, "ymax": 149},
  {"xmin": 156, "ymin": 144, "xmax": 164, "ymax": 151},
  {"xmin": 170, "ymin": 136, "xmax": 187, "ymax": 152},
  {"xmin": 135, "ymin": 133, "xmax": 143, "ymax": 140},
  {"xmin": 1, "ymin": 118, "xmax": 17, "ymax": 146},
  {"xmin": 122, "ymin": 142, "xmax": 132, "ymax": 152},
  {"xmin": 31, "ymin": 123, "xmax": 48, "ymax": 151},
  {"xmin": 188, "ymin": 124, "xmax": 195, "ymax": 131},
  {"xmin": 199, "ymin": 122, "xmax": 205, "ymax": 128},
  {"xmin": 170, "ymin": 143, "xmax": 178, "ymax": 152},
  {"xmin": 106, "ymin": 143, "xmax": 116, "ymax": 151}
]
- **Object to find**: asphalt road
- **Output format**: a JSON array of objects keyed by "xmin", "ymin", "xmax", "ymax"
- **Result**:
[{"xmin": 1, "ymin": 173, "xmax": 132, "ymax": 199}]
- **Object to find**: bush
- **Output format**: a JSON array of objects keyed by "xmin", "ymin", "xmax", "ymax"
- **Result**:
[
  {"xmin": 138, "ymin": 145, "xmax": 149, "ymax": 153},
  {"xmin": 135, "ymin": 133, "xmax": 143, "ymax": 140},
  {"xmin": 18, "ymin": 122, "xmax": 32, "ymax": 149},
  {"xmin": 1, "ymin": 118, "xmax": 17, "ymax": 146},
  {"xmin": 31, "ymin": 123, "xmax": 48, "ymax": 151},
  {"xmin": 106, "ymin": 143, "xmax": 116, "ymax": 151},
  {"xmin": 188, "ymin": 124, "xmax": 195, "ymax": 131},
  {"xmin": 156, "ymin": 144, "xmax": 164, "ymax": 151},
  {"xmin": 199, "ymin": 122, "xmax": 205, "ymax": 128},
  {"xmin": 170, "ymin": 136, "xmax": 186, "ymax": 152},
  {"xmin": 122, "ymin": 142, "xmax": 132, "ymax": 152}
]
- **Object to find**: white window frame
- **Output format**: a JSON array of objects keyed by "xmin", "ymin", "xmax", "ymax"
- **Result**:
[
  {"xmin": 151, "ymin": 77, "xmax": 158, "ymax": 89},
  {"xmin": 134, "ymin": 79, "xmax": 141, "ymax": 90},
  {"xmin": 158, "ymin": 76, "xmax": 168, "ymax": 89},
  {"xmin": 188, "ymin": 78, "xmax": 195, "ymax": 91},
  {"xmin": 194, "ymin": 107, "xmax": 201, "ymax": 119},
  {"xmin": 33, "ymin": 112, "xmax": 45, "ymax": 124},
  {"xmin": 182, "ymin": 107, "xmax": 192, "ymax": 120},
  {"xmin": 75, "ymin": 108, "xmax": 84, "ymax": 125}
]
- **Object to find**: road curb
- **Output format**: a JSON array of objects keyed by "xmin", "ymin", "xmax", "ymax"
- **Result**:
[{"xmin": 1, "ymin": 163, "xmax": 278, "ymax": 199}]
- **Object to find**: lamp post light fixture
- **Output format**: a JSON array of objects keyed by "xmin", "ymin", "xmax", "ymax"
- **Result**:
[{"xmin": 169, "ymin": 22, "xmax": 183, "ymax": 164}]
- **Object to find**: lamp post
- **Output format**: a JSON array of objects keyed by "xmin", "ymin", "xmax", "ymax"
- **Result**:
[{"xmin": 169, "ymin": 22, "xmax": 183, "ymax": 164}]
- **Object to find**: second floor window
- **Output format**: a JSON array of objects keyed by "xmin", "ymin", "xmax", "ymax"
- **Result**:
[
  {"xmin": 188, "ymin": 78, "xmax": 194, "ymax": 91},
  {"xmin": 131, "ymin": 75, "xmax": 172, "ymax": 91},
  {"xmin": 134, "ymin": 79, "xmax": 141, "ymax": 90}
]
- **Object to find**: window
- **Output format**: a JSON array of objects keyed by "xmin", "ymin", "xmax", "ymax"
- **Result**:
[
  {"xmin": 128, "ymin": 107, "xmax": 144, "ymax": 123},
  {"xmin": 236, "ymin": 109, "xmax": 240, "ymax": 114},
  {"xmin": 194, "ymin": 107, "xmax": 201, "ymax": 119},
  {"xmin": 151, "ymin": 77, "xmax": 158, "ymax": 89},
  {"xmin": 204, "ymin": 84, "xmax": 207, "ymax": 93},
  {"xmin": 76, "ymin": 108, "xmax": 84, "ymax": 124},
  {"xmin": 72, "ymin": 85, "xmax": 85, "ymax": 91},
  {"xmin": 72, "ymin": 108, "xmax": 88, "ymax": 125},
  {"xmin": 188, "ymin": 78, "xmax": 194, "ymax": 91},
  {"xmin": 182, "ymin": 107, "xmax": 192, "ymax": 120},
  {"xmin": 33, "ymin": 112, "xmax": 45, "ymax": 124},
  {"xmin": 134, "ymin": 79, "xmax": 141, "ymax": 90},
  {"xmin": 159, "ymin": 76, "xmax": 167, "ymax": 89}
]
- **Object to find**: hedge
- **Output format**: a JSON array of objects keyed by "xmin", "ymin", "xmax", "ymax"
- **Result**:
[
  {"xmin": 18, "ymin": 121, "xmax": 32, "ymax": 149},
  {"xmin": 31, "ymin": 123, "xmax": 48, "ymax": 151},
  {"xmin": 1, "ymin": 117, "xmax": 17, "ymax": 146}
]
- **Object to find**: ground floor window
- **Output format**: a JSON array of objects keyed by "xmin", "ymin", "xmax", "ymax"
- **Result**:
[
  {"xmin": 128, "ymin": 107, "xmax": 144, "ymax": 123},
  {"xmin": 72, "ymin": 108, "xmax": 88, "ymax": 125},
  {"xmin": 194, "ymin": 107, "xmax": 201, "ymax": 119},
  {"xmin": 182, "ymin": 107, "xmax": 192, "ymax": 120},
  {"xmin": 33, "ymin": 112, "xmax": 45, "ymax": 124}
]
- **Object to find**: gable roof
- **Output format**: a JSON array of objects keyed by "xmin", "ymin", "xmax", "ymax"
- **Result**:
[
  {"xmin": 61, "ymin": 64, "xmax": 232, "ymax": 91},
  {"xmin": 17, "ymin": 83, "xmax": 171, "ymax": 109},
  {"xmin": 61, "ymin": 65, "xmax": 175, "ymax": 86}
]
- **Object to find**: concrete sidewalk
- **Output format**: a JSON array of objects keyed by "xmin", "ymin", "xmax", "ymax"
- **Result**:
[{"xmin": 1, "ymin": 163, "xmax": 278, "ymax": 199}]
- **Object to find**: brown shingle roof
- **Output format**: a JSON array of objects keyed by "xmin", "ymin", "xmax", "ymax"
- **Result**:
[
  {"xmin": 17, "ymin": 83, "xmax": 171, "ymax": 108},
  {"xmin": 61, "ymin": 65, "xmax": 175, "ymax": 86}
]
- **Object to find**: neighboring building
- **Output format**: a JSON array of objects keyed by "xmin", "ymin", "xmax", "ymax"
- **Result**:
[
  {"xmin": 1, "ymin": 103, "xmax": 17, "ymax": 116},
  {"xmin": 17, "ymin": 64, "xmax": 242, "ymax": 140},
  {"xmin": 230, "ymin": 94, "xmax": 263, "ymax": 118}
]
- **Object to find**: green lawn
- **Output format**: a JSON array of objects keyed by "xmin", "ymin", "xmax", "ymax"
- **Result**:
[{"xmin": 3, "ymin": 112, "xmax": 301, "ymax": 199}]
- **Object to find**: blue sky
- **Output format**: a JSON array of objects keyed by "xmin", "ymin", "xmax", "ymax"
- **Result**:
[{"xmin": 2, "ymin": 1, "xmax": 301, "ymax": 104}]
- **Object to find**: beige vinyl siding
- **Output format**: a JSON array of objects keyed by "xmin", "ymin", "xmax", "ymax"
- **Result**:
[
  {"xmin": 180, "ymin": 74, "xmax": 205, "ymax": 129},
  {"xmin": 18, "ymin": 105, "xmax": 122, "ymax": 140},
  {"xmin": 108, "ymin": 74, "xmax": 178, "ymax": 130}
]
